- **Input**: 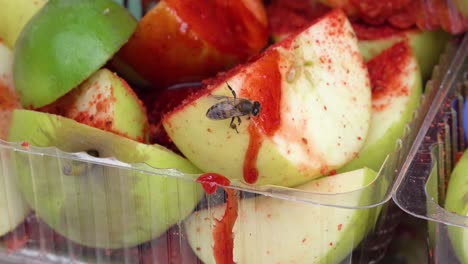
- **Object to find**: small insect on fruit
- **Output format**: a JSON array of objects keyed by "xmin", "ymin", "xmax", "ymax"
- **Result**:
[{"xmin": 206, "ymin": 83, "xmax": 261, "ymax": 133}]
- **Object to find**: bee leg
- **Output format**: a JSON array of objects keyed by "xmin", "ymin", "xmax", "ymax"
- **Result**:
[
  {"xmin": 237, "ymin": 116, "xmax": 242, "ymax": 125},
  {"xmin": 226, "ymin": 82, "xmax": 237, "ymax": 99},
  {"xmin": 230, "ymin": 117, "xmax": 239, "ymax": 133}
]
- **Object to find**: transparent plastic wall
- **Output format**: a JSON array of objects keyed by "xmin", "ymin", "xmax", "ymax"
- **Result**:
[
  {"xmin": 394, "ymin": 34, "xmax": 468, "ymax": 263},
  {"xmin": 0, "ymin": 135, "xmax": 408, "ymax": 264},
  {"xmin": 0, "ymin": 1, "xmax": 463, "ymax": 263}
]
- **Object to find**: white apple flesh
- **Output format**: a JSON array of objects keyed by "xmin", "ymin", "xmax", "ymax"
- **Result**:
[
  {"xmin": 338, "ymin": 41, "xmax": 422, "ymax": 173},
  {"xmin": 184, "ymin": 167, "xmax": 378, "ymax": 264},
  {"xmin": 40, "ymin": 68, "xmax": 150, "ymax": 143},
  {"xmin": 163, "ymin": 10, "xmax": 372, "ymax": 187}
]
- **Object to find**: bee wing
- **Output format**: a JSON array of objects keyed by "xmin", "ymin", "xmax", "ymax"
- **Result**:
[
  {"xmin": 206, "ymin": 101, "xmax": 244, "ymax": 119},
  {"xmin": 211, "ymin": 95, "xmax": 233, "ymax": 101}
]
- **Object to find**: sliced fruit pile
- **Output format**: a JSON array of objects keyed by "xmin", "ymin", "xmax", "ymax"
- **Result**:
[{"xmin": 0, "ymin": 0, "xmax": 465, "ymax": 263}]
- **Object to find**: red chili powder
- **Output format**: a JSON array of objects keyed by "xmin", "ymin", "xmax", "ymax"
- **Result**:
[{"xmin": 367, "ymin": 41, "xmax": 411, "ymax": 107}]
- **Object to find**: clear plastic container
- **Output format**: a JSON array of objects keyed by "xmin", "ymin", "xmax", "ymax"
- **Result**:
[
  {"xmin": 393, "ymin": 34, "xmax": 468, "ymax": 263},
  {"xmin": 0, "ymin": 132, "xmax": 407, "ymax": 264},
  {"xmin": 0, "ymin": 1, "xmax": 462, "ymax": 263}
]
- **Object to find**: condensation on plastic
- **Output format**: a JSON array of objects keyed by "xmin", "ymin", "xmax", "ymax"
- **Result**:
[{"xmin": 393, "ymin": 34, "xmax": 468, "ymax": 263}]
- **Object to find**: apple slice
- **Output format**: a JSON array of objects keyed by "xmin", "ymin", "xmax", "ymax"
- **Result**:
[
  {"xmin": 338, "ymin": 41, "xmax": 422, "ymax": 173},
  {"xmin": 184, "ymin": 167, "xmax": 378, "ymax": 263},
  {"xmin": 0, "ymin": 41, "xmax": 30, "ymax": 237},
  {"xmin": 13, "ymin": 0, "xmax": 137, "ymax": 108},
  {"xmin": 267, "ymin": 4, "xmax": 449, "ymax": 81},
  {"xmin": 355, "ymin": 25, "xmax": 450, "ymax": 81},
  {"xmin": 115, "ymin": 0, "xmax": 268, "ymax": 89},
  {"xmin": 40, "ymin": 68, "xmax": 150, "ymax": 143},
  {"xmin": 0, "ymin": 0, "xmax": 48, "ymax": 48},
  {"xmin": 7, "ymin": 109, "xmax": 203, "ymax": 248},
  {"xmin": 0, "ymin": 40, "xmax": 21, "ymax": 140},
  {"xmin": 318, "ymin": 0, "xmax": 468, "ymax": 34},
  {"xmin": 145, "ymin": 83, "xmax": 202, "ymax": 150},
  {"xmin": 163, "ymin": 10, "xmax": 372, "ymax": 187},
  {"xmin": 445, "ymin": 149, "xmax": 468, "ymax": 263}
]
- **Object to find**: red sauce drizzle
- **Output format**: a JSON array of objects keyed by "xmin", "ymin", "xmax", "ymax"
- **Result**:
[
  {"xmin": 197, "ymin": 173, "xmax": 238, "ymax": 264},
  {"xmin": 243, "ymin": 124, "xmax": 262, "ymax": 183},
  {"xmin": 241, "ymin": 49, "xmax": 282, "ymax": 184}
]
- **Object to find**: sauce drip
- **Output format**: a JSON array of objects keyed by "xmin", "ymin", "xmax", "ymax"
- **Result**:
[
  {"xmin": 197, "ymin": 173, "xmax": 238, "ymax": 264},
  {"xmin": 243, "ymin": 124, "xmax": 262, "ymax": 183},
  {"xmin": 241, "ymin": 49, "xmax": 282, "ymax": 184}
]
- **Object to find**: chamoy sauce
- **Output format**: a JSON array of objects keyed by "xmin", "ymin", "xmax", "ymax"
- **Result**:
[
  {"xmin": 242, "ymin": 49, "xmax": 282, "ymax": 184},
  {"xmin": 197, "ymin": 173, "xmax": 238, "ymax": 264}
]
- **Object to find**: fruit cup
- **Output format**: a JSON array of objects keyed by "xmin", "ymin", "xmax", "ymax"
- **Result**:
[
  {"xmin": 393, "ymin": 34, "xmax": 468, "ymax": 263},
  {"xmin": 0, "ymin": 0, "xmax": 464, "ymax": 263}
]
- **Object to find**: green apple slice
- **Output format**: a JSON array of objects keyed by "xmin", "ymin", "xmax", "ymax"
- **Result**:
[
  {"xmin": 0, "ymin": 42, "xmax": 30, "ymax": 237},
  {"xmin": 358, "ymin": 29, "xmax": 450, "ymax": 81},
  {"xmin": 445, "ymin": 149, "xmax": 468, "ymax": 263},
  {"xmin": 184, "ymin": 167, "xmax": 378, "ymax": 264},
  {"xmin": 13, "ymin": 0, "xmax": 137, "ymax": 108},
  {"xmin": 338, "ymin": 41, "xmax": 422, "ymax": 173},
  {"xmin": 163, "ymin": 10, "xmax": 372, "ymax": 187},
  {"xmin": 0, "ymin": 0, "xmax": 48, "ymax": 48},
  {"xmin": 7, "ymin": 109, "xmax": 203, "ymax": 248},
  {"xmin": 41, "ymin": 68, "xmax": 149, "ymax": 143}
]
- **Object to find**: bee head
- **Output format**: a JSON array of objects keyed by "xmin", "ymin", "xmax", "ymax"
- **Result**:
[{"xmin": 251, "ymin": 101, "xmax": 261, "ymax": 116}]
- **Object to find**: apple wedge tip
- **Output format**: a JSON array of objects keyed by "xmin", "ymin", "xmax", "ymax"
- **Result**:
[
  {"xmin": 163, "ymin": 9, "xmax": 372, "ymax": 187},
  {"xmin": 184, "ymin": 167, "xmax": 378, "ymax": 264},
  {"xmin": 7, "ymin": 109, "xmax": 203, "ymax": 248}
]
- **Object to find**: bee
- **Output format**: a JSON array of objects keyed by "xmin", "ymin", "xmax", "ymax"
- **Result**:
[{"xmin": 206, "ymin": 83, "xmax": 261, "ymax": 133}]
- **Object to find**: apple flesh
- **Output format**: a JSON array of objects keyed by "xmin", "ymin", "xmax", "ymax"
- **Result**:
[
  {"xmin": 338, "ymin": 41, "xmax": 422, "ymax": 173},
  {"xmin": 184, "ymin": 167, "xmax": 378, "ymax": 264},
  {"xmin": 445, "ymin": 149, "xmax": 468, "ymax": 263},
  {"xmin": 40, "ymin": 68, "xmax": 150, "ymax": 143},
  {"xmin": 0, "ymin": 0, "xmax": 48, "ymax": 49},
  {"xmin": 163, "ymin": 10, "xmax": 372, "ymax": 187},
  {"xmin": 115, "ymin": 0, "xmax": 268, "ymax": 89},
  {"xmin": 266, "ymin": 2, "xmax": 450, "ymax": 81},
  {"xmin": 13, "ymin": 0, "xmax": 137, "ymax": 108},
  {"xmin": 145, "ymin": 83, "xmax": 202, "ymax": 150},
  {"xmin": 0, "ymin": 41, "xmax": 30, "ymax": 237},
  {"xmin": 7, "ymin": 109, "xmax": 204, "ymax": 248}
]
